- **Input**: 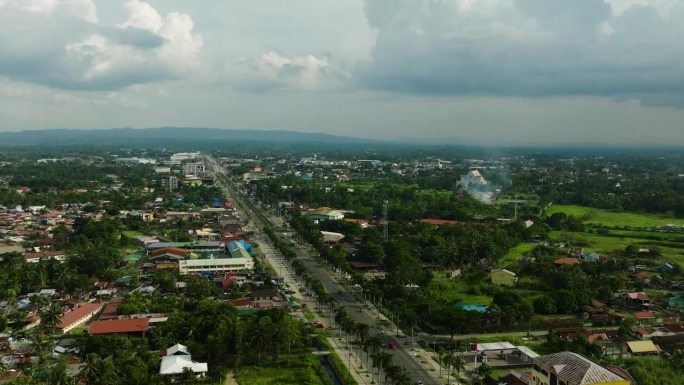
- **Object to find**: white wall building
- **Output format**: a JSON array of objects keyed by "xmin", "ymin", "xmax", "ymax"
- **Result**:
[
  {"xmin": 170, "ymin": 152, "xmax": 200, "ymax": 162},
  {"xmin": 178, "ymin": 258, "xmax": 254, "ymax": 274},
  {"xmin": 182, "ymin": 162, "xmax": 206, "ymax": 175},
  {"xmin": 160, "ymin": 343, "xmax": 208, "ymax": 377},
  {"xmin": 459, "ymin": 169, "xmax": 487, "ymax": 188}
]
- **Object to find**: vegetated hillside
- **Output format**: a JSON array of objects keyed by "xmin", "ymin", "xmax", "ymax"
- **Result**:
[{"xmin": 0, "ymin": 127, "xmax": 373, "ymax": 147}]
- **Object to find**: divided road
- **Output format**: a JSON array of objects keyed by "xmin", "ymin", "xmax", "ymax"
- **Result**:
[{"xmin": 205, "ymin": 155, "xmax": 439, "ymax": 385}]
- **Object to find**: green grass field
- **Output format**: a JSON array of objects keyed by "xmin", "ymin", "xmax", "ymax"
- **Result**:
[
  {"xmin": 426, "ymin": 278, "xmax": 493, "ymax": 306},
  {"xmin": 548, "ymin": 230, "xmax": 684, "ymax": 264},
  {"xmin": 122, "ymin": 230, "xmax": 143, "ymax": 238},
  {"xmin": 236, "ymin": 355, "xmax": 333, "ymax": 385},
  {"xmin": 499, "ymin": 243, "xmax": 537, "ymax": 267},
  {"xmin": 546, "ymin": 204, "xmax": 684, "ymax": 228}
]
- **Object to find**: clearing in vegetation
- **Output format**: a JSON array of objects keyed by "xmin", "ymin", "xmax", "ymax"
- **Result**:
[{"xmin": 546, "ymin": 204, "xmax": 684, "ymax": 228}]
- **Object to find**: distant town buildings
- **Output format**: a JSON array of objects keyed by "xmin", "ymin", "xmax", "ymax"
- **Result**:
[
  {"xmin": 183, "ymin": 162, "xmax": 206, "ymax": 175},
  {"xmin": 304, "ymin": 207, "xmax": 345, "ymax": 222},
  {"xmin": 113, "ymin": 157, "xmax": 156, "ymax": 165},
  {"xmin": 161, "ymin": 175, "xmax": 179, "ymax": 192},
  {"xmin": 170, "ymin": 152, "xmax": 201, "ymax": 162}
]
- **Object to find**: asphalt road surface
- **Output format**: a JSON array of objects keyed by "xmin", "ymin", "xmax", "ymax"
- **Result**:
[{"xmin": 205, "ymin": 155, "xmax": 439, "ymax": 385}]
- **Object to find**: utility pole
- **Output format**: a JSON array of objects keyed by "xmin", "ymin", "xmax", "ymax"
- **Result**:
[
  {"xmin": 383, "ymin": 200, "xmax": 389, "ymax": 240},
  {"xmin": 514, "ymin": 199, "xmax": 518, "ymax": 221}
]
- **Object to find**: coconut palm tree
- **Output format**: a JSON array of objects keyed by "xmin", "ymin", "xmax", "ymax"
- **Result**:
[
  {"xmin": 31, "ymin": 332, "xmax": 51, "ymax": 364},
  {"xmin": 364, "ymin": 334, "xmax": 382, "ymax": 368},
  {"xmin": 384, "ymin": 364, "xmax": 402, "ymax": 385},
  {"xmin": 355, "ymin": 322, "xmax": 370, "ymax": 361},
  {"xmin": 48, "ymin": 357, "xmax": 74, "ymax": 385},
  {"xmin": 442, "ymin": 351, "xmax": 455, "ymax": 385},
  {"xmin": 475, "ymin": 363, "xmax": 493, "ymax": 384},
  {"xmin": 374, "ymin": 351, "xmax": 393, "ymax": 383},
  {"xmin": 80, "ymin": 353, "xmax": 104, "ymax": 385},
  {"xmin": 40, "ymin": 302, "xmax": 63, "ymax": 336},
  {"xmin": 450, "ymin": 354, "xmax": 466, "ymax": 384}
]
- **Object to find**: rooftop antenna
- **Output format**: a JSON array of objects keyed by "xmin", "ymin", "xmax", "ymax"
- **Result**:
[{"xmin": 383, "ymin": 200, "xmax": 389, "ymax": 240}]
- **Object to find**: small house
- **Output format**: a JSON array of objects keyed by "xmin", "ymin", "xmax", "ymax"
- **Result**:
[
  {"xmin": 159, "ymin": 343, "xmax": 208, "ymax": 377},
  {"xmin": 626, "ymin": 292, "xmax": 650, "ymax": 310}
]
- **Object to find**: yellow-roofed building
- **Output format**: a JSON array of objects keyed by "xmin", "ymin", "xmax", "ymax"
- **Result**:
[{"xmin": 626, "ymin": 340, "xmax": 660, "ymax": 355}]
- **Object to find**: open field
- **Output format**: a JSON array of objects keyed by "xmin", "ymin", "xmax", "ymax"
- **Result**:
[
  {"xmin": 122, "ymin": 230, "xmax": 143, "ymax": 238},
  {"xmin": 548, "ymin": 230, "xmax": 684, "ymax": 264},
  {"xmin": 499, "ymin": 243, "xmax": 537, "ymax": 267},
  {"xmin": 236, "ymin": 355, "xmax": 332, "ymax": 385},
  {"xmin": 426, "ymin": 278, "xmax": 493, "ymax": 306},
  {"xmin": 546, "ymin": 204, "xmax": 684, "ymax": 228}
]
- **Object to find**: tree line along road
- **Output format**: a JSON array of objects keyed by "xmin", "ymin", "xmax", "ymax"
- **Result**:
[{"xmin": 204, "ymin": 155, "xmax": 441, "ymax": 385}]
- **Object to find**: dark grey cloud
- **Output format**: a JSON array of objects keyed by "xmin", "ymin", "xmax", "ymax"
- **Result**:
[
  {"xmin": 357, "ymin": 0, "xmax": 684, "ymax": 105},
  {"xmin": 110, "ymin": 27, "xmax": 166, "ymax": 49}
]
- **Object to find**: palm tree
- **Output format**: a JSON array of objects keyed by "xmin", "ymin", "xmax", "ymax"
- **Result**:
[
  {"xmin": 384, "ymin": 364, "xmax": 402, "ymax": 385},
  {"xmin": 40, "ymin": 302, "xmax": 63, "ymax": 336},
  {"xmin": 334, "ymin": 307, "xmax": 348, "ymax": 329},
  {"xmin": 364, "ymin": 335, "xmax": 382, "ymax": 368},
  {"xmin": 393, "ymin": 368, "xmax": 412, "ymax": 385},
  {"xmin": 250, "ymin": 315, "xmax": 274, "ymax": 364},
  {"xmin": 98, "ymin": 359, "xmax": 119, "ymax": 385},
  {"xmin": 48, "ymin": 357, "xmax": 74, "ymax": 385},
  {"xmin": 341, "ymin": 317, "xmax": 356, "ymax": 345},
  {"xmin": 443, "ymin": 350, "xmax": 456, "ymax": 385},
  {"xmin": 375, "ymin": 351, "xmax": 393, "ymax": 383},
  {"xmin": 80, "ymin": 353, "xmax": 101, "ymax": 383},
  {"xmin": 31, "ymin": 332, "xmax": 51, "ymax": 364},
  {"xmin": 451, "ymin": 354, "xmax": 465, "ymax": 384},
  {"xmin": 475, "ymin": 363, "xmax": 493, "ymax": 384},
  {"xmin": 355, "ymin": 322, "xmax": 370, "ymax": 361}
]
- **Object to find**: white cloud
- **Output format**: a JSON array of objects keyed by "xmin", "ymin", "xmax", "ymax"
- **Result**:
[
  {"xmin": 225, "ymin": 51, "xmax": 339, "ymax": 92},
  {"xmin": 0, "ymin": 0, "xmax": 97, "ymax": 22},
  {"xmin": 0, "ymin": 0, "xmax": 202, "ymax": 90}
]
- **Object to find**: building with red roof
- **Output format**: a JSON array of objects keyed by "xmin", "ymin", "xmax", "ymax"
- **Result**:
[
  {"xmin": 626, "ymin": 292, "xmax": 650, "ymax": 310},
  {"xmin": 89, "ymin": 319, "xmax": 149, "ymax": 336},
  {"xmin": 420, "ymin": 218, "xmax": 461, "ymax": 226},
  {"xmin": 554, "ymin": 257, "xmax": 581, "ymax": 266},
  {"xmin": 59, "ymin": 302, "xmax": 103, "ymax": 333},
  {"xmin": 634, "ymin": 311, "xmax": 656, "ymax": 321}
]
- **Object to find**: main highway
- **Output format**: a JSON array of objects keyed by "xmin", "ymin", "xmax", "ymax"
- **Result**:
[{"xmin": 204, "ymin": 155, "xmax": 440, "ymax": 385}]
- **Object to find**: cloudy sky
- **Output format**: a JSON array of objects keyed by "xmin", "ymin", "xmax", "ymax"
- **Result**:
[{"xmin": 0, "ymin": 0, "xmax": 683, "ymax": 145}]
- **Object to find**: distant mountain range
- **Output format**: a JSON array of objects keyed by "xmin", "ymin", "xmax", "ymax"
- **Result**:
[
  {"xmin": 0, "ymin": 127, "xmax": 680, "ymax": 152},
  {"xmin": 0, "ymin": 127, "xmax": 376, "ymax": 146}
]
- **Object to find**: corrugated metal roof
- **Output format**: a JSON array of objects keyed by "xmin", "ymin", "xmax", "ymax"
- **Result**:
[
  {"xmin": 89, "ymin": 319, "xmax": 149, "ymax": 334},
  {"xmin": 534, "ymin": 352, "xmax": 627, "ymax": 385}
]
